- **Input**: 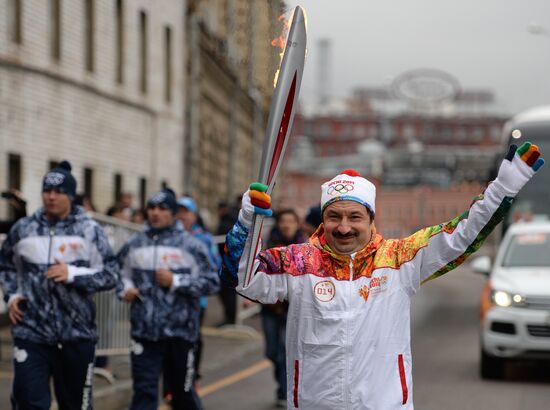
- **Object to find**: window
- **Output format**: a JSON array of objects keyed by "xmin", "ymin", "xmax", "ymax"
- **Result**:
[
  {"xmin": 7, "ymin": 154, "xmax": 22, "ymax": 219},
  {"xmin": 164, "ymin": 25, "xmax": 172, "ymax": 103},
  {"xmin": 115, "ymin": 0, "xmax": 124, "ymax": 83},
  {"xmin": 84, "ymin": 0, "xmax": 94, "ymax": 72},
  {"xmin": 440, "ymin": 126, "xmax": 451, "ymax": 140},
  {"xmin": 114, "ymin": 173, "xmax": 122, "ymax": 203},
  {"xmin": 456, "ymin": 126, "xmax": 467, "ymax": 141},
  {"xmin": 139, "ymin": 10, "xmax": 148, "ymax": 93},
  {"xmin": 83, "ymin": 167, "xmax": 93, "ymax": 200},
  {"xmin": 354, "ymin": 125, "xmax": 367, "ymax": 139},
  {"xmin": 472, "ymin": 126, "xmax": 484, "ymax": 141},
  {"xmin": 8, "ymin": 154, "xmax": 22, "ymax": 190},
  {"xmin": 9, "ymin": 0, "xmax": 23, "ymax": 44},
  {"xmin": 139, "ymin": 177, "xmax": 147, "ymax": 209},
  {"xmin": 491, "ymin": 125, "xmax": 501, "ymax": 141},
  {"xmin": 402, "ymin": 124, "xmax": 415, "ymax": 140},
  {"xmin": 318, "ymin": 123, "xmax": 331, "ymax": 138},
  {"xmin": 50, "ymin": 0, "xmax": 61, "ymax": 60}
]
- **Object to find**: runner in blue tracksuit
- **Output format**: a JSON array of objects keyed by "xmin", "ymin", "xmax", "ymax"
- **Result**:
[
  {"xmin": 118, "ymin": 189, "xmax": 219, "ymax": 410},
  {"xmin": 0, "ymin": 161, "xmax": 118, "ymax": 410}
]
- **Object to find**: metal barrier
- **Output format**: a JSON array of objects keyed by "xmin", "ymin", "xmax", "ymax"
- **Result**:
[
  {"xmin": 89, "ymin": 213, "xmax": 143, "ymax": 358},
  {"xmin": 92, "ymin": 218, "xmax": 262, "ymax": 355},
  {"xmin": 0, "ymin": 214, "xmax": 262, "ymax": 358}
]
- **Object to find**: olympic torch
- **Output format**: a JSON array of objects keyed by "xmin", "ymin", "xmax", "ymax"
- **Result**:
[{"xmin": 243, "ymin": 6, "xmax": 307, "ymax": 286}]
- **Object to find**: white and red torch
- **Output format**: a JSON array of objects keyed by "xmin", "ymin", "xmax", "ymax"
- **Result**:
[{"xmin": 243, "ymin": 5, "xmax": 307, "ymax": 286}]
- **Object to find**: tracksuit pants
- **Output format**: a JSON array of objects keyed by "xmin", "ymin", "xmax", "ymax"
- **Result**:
[
  {"xmin": 11, "ymin": 338, "xmax": 95, "ymax": 410},
  {"xmin": 130, "ymin": 338, "xmax": 202, "ymax": 410},
  {"xmin": 261, "ymin": 308, "xmax": 287, "ymax": 401}
]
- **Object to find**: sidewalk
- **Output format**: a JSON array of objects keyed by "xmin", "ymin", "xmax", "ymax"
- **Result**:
[{"xmin": 0, "ymin": 295, "xmax": 265, "ymax": 409}]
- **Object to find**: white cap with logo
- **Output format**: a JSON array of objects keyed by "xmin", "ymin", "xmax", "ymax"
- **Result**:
[{"xmin": 320, "ymin": 169, "xmax": 376, "ymax": 215}]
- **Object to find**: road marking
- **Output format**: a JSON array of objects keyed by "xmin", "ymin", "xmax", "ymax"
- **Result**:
[{"xmin": 199, "ymin": 359, "xmax": 271, "ymax": 398}]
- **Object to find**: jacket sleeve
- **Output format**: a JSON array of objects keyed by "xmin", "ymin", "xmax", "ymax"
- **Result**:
[
  {"xmin": 399, "ymin": 145, "xmax": 540, "ymax": 293},
  {"xmin": 171, "ymin": 239, "xmax": 220, "ymax": 297},
  {"xmin": 67, "ymin": 224, "xmax": 119, "ymax": 293},
  {"xmin": 219, "ymin": 220, "xmax": 289, "ymax": 304},
  {"xmin": 0, "ymin": 221, "xmax": 22, "ymax": 304},
  {"xmin": 115, "ymin": 241, "xmax": 135, "ymax": 297},
  {"xmin": 396, "ymin": 182, "xmax": 510, "ymax": 293}
]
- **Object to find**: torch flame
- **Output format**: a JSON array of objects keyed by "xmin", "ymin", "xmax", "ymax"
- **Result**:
[
  {"xmin": 271, "ymin": 13, "xmax": 291, "ymax": 88},
  {"xmin": 271, "ymin": 7, "xmax": 307, "ymax": 88}
]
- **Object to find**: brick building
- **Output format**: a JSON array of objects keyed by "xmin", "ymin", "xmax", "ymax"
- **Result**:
[{"xmin": 277, "ymin": 106, "xmax": 507, "ymax": 237}]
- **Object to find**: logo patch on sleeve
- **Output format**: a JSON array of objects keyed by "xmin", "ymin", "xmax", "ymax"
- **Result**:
[{"xmin": 314, "ymin": 280, "xmax": 336, "ymax": 302}]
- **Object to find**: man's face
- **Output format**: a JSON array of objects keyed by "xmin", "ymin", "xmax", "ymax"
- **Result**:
[
  {"xmin": 42, "ymin": 189, "xmax": 72, "ymax": 220},
  {"xmin": 147, "ymin": 205, "xmax": 174, "ymax": 229},
  {"xmin": 278, "ymin": 212, "xmax": 299, "ymax": 241},
  {"xmin": 323, "ymin": 201, "xmax": 372, "ymax": 255},
  {"xmin": 177, "ymin": 207, "xmax": 197, "ymax": 231}
]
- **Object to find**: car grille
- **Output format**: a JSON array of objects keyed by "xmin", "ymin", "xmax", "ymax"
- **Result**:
[
  {"xmin": 524, "ymin": 295, "xmax": 550, "ymax": 310},
  {"xmin": 527, "ymin": 325, "xmax": 550, "ymax": 338}
]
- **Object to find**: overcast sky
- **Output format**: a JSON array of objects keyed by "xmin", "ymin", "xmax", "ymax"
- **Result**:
[{"xmin": 285, "ymin": 0, "xmax": 550, "ymax": 115}]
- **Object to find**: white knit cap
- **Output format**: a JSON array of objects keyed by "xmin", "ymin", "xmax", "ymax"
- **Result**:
[{"xmin": 321, "ymin": 169, "xmax": 376, "ymax": 215}]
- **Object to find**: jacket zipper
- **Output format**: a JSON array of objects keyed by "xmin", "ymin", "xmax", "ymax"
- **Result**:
[
  {"xmin": 47, "ymin": 226, "xmax": 62, "ymax": 349},
  {"xmin": 345, "ymin": 255, "xmax": 354, "ymax": 409},
  {"xmin": 152, "ymin": 234, "xmax": 159, "ymax": 340}
]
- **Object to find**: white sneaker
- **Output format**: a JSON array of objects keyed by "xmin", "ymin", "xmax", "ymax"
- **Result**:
[{"xmin": 275, "ymin": 398, "xmax": 286, "ymax": 408}]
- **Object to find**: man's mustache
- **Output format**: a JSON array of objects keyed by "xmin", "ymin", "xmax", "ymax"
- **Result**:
[{"xmin": 332, "ymin": 231, "xmax": 357, "ymax": 239}]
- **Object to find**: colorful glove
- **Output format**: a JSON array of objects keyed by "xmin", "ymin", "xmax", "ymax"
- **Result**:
[
  {"xmin": 495, "ymin": 142, "xmax": 544, "ymax": 197},
  {"xmin": 237, "ymin": 183, "xmax": 273, "ymax": 227}
]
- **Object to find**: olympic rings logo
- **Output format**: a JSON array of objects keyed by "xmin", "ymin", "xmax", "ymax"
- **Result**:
[{"xmin": 327, "ymin": 184, "xmax": 354, "ymax": 195}]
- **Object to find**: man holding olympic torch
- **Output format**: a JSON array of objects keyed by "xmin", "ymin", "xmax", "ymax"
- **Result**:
[{"xmin": 220, "ymin": 142, "xmax": 544, "ymax": 409}]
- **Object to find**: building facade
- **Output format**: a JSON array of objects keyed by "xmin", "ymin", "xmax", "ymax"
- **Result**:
[
  {"xmin": 0, "ymin": 0, "xmax": 186, "ymax": 213},
  {"xmin": 184, "ymin": 0, "xmax": 285, "ymax": 222}
]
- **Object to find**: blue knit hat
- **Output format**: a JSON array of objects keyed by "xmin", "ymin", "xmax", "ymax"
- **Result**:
[
  {"xmin": 147, "ymin": 188, "xmax": 178, "ymax": 214},
  {"xmin": 42, "ymin": 160, "xmax": 77, "ymax": 199}
]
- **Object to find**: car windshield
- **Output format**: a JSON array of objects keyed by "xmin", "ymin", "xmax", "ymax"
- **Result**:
[{"xmin": 501, "ymin": 232, "xmax": 550, "ymax": 267}]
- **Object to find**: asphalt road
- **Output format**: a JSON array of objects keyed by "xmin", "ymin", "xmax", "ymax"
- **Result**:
[{"xmin": 201, "ymin": 265, "xmax": 550, "ymax": 410}]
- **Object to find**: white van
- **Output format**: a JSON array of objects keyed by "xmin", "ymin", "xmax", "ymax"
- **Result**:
[
  {"xmin": 500, "ymin": 106, "xmax": 550, "ymax": 229},
  {"xmin": 472, "ymin": 221, "xmax": 550, "ymax": 379}
]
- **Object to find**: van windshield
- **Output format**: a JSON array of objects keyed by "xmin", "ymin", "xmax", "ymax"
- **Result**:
[
  {"xmin": 508, "ymin": 123, "xmax": 550, "ymax": 217},
  {"xmin": 501, "ymin": 232, "xmax": 550, "ymax": 267}
]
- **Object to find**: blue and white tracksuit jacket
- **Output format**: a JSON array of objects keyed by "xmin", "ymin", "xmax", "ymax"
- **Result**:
[
  {"xmin": 188, "ymin": 223, "xmax": 222, "ymax": 309},
  {"xmin": 0, "ymin": 206, "xmax": 118, "ymax": 344},
  {"xmin": 117, "ymin": 222, "xmax": 219, "ymax": 342}
]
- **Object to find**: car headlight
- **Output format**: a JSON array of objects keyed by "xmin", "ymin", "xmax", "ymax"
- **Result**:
[{"xmin": 491, "ymin": 290, "xmax": 525, "ymax": 307}]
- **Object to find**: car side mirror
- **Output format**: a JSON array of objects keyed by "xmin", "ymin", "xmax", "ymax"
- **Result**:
[{"xmin": 471, "ymin": 255, "xmax": 491, "ymax": 276}]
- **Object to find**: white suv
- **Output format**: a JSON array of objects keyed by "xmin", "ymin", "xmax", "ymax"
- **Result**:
[{"xmin": 471, "ymin": 221, "xmax": 550, "ymax": 379}]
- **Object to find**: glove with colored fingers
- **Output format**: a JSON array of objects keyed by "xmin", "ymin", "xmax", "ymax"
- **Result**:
[
  {"xmin": 237, "ymin": 182, "xmax": 273, "ymax": 228},
  {"xmin": 495, "ymin": 142, "xmax": 544, "ymax": 197}
]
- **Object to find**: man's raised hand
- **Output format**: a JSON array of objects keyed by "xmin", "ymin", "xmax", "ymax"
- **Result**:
[{"xmin": 496, "ymin": 142, "xmax": 545, "ymax": 196}]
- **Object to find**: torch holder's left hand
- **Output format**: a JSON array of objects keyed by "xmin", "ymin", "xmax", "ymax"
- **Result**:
[{"xmin": 238, "ymin": 183, "xmax": 273, "ymax": 228}]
